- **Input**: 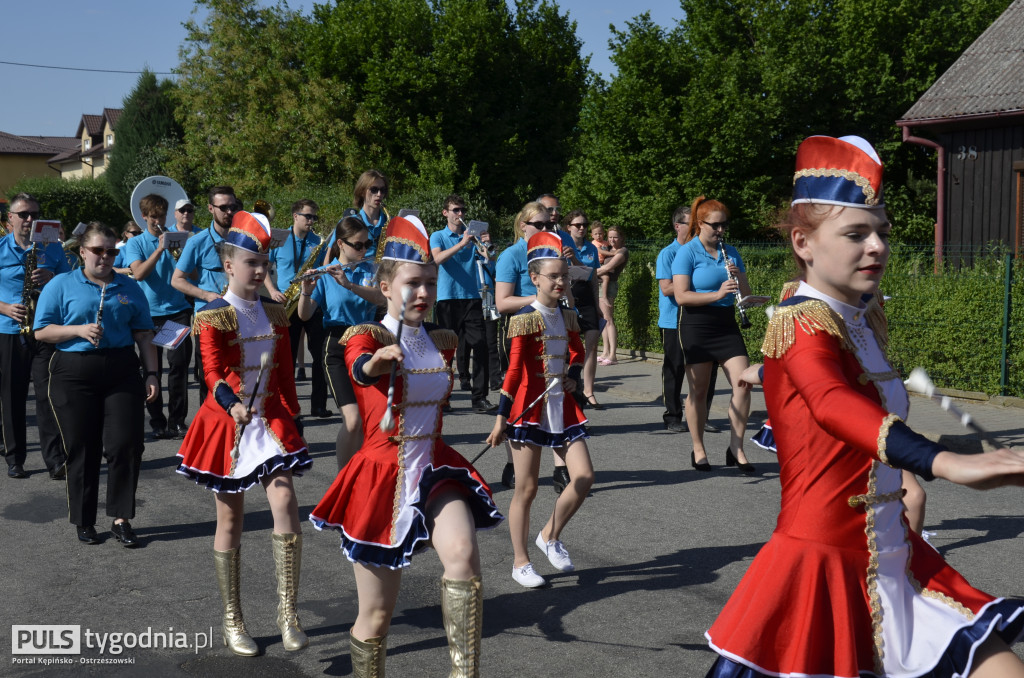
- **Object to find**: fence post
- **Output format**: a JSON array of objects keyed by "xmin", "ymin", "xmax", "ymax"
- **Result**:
[{"xmin": 1001, "ymin": 253, "xmax": 1012, "ymax": 396}]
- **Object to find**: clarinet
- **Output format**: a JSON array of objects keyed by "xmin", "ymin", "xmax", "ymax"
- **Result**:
[
  {"xmin": 96, "ymin": 283, "xmax": 107, "ymax": 327},
  {"xmin": 719, "ymin": 239, "xmax": 751, "ymax": 329}
]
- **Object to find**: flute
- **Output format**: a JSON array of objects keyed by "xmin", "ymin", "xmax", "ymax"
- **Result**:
[
  {"xmin": 719, "ymin": 239, "xmax": 751, "ymax": 329},
  {"xmin": 293, "ymin": 257, "xmax": 375, "ymax": 283}
]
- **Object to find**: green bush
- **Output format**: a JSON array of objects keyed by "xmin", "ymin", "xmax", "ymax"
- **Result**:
[{"xmin": 7, "ymin": 176, "xmax": 126, "ymax": 236}]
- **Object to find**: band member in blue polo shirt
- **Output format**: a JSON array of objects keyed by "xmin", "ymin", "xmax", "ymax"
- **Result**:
[
  {"xmin": 266, "ymin": 199, "xmax": 330, "ymax": 417},
  {"xmin": 34, "ymin": 222, "xmax": 158, "ymax": 547},
  {"xmin": 172, "ymin": 186, "xmax": 236, "ymax": 403},
  {"xmin": 124, "ymin": 193, "xmax": 194, "ymax": 440},
  {"xmin": 430, "ymin": 194, "xmax": 497, "ymax": 413},
  {"xmin": 0, "ymin": 193, "xmax": 70, "ymax": 479}
]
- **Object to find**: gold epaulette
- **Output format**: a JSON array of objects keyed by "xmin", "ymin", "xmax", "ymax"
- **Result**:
[
  {"xmin": 429, "ymin": 328, "xmax": 458, "ymax": 351},
  {"xmin": 866, "ymin": 293, "xmax": 889, "ymax": 352},
  {"xmin": 507, "ymin": 310, "xmax": 545, "ymax": 338},
  {"xmin": 779, "ymin": 280, "xmax": 800, "ymax": 302},
  {"xmin": 192, "ymin": 306, "xmax": 238, "ymax": 335},
  {"xmin": 340, "ymin": 323, "xmax": 396, "ymax": 347},
  {"xmin": 760, "ymin": 298, "xmax": 852, "ymax": 358},
  {"xmin": 562, "ymin": 309, "xmax": 580, "ymax": 333},
  {"xmin": 263, "ymin": 303, "xmax": 290, "ymax": 328}
]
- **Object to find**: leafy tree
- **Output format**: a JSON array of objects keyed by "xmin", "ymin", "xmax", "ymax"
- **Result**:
[{"xmin": 105, "ymin": 70, "xmax": 182, "ymax": 211}]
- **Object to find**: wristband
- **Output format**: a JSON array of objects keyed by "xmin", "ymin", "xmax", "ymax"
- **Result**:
[{"xmin": 301, "ymin": 292, "xmax": 312, "ymax": 297}]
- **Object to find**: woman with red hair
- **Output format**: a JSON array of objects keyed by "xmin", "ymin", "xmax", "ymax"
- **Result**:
[{"xmin": 671, "ymin": 197, "xmax": 754, "ymax": 472}]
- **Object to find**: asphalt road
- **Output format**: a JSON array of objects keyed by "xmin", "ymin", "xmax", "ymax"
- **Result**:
[{"xmin": 2, "ymin": 359, "xmax": 1022, "ymax": 677}]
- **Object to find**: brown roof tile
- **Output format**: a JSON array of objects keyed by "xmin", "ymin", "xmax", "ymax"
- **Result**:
[
  {"xmin": 103, "ymin": 108, "xmax": 122, "ymax": 129},
  {"xmin": 900, "ymin": 0, "xmax": 1024, "ymax": 123},
  {"xmin": 0, "ymin": 131, "xmax": 78, "ymax": 155},
  {"xmin": 76, "ymin": 114, "xmax": 104, "ymax": 138}
]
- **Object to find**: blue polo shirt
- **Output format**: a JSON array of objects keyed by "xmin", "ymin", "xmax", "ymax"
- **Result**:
[
  {"xmin": 270, "ymin": 229, "xmax": 322, "ymax": 290},
  {"xmin": 670, "ymin": 237, "xmax": 745, "ymax": 308},
  {"xmin": 312, "ymin": 259, "xmax": 378, "ymax": 327},
  {"xmin": 122, "ymin": 230, "xmax": 190, "ymax": 317},
  {"xmin": 656, "ymin": 240, "xmax": 683, "ymax": 328},
  {"xmin": 0, "ymin": 235, "xmax": 71, "ymax": 334},
  {"xmin": 359, "ymin": 209, "xmax": 386, "ymax": 260},
  {"xmin": 430, "ymin": 227, "xmax": 479, "ymax": 301},
  {"xmin": 495, "ymin": 238, "xmax": 536, "ymax": 297},
  {"xmin": 34, "ymin": 269, "xmax": 154, "ymax": 351},
  {"xmin": 572, "ymin": 239, "xmax": 599, "ymax": 281},
  {"xmin": 175, "ymin": 224, "xmax": 228, "ymax": 311}
]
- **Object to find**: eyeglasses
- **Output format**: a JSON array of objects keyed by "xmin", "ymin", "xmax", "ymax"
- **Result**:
[
  {"xmin": 341, "ymin": 238, "xmax": 373, "ymax": 251},
  {"xmin": 126, "ymin": 231, "xmax": 143, "ymax": 237},
  {"xmin": 212, "ymin": 203, "xmax": 238, "ymax": 213},
  {"xmin": 569, "ymin": 221, "xmax": 588, "ymax": 228},
  {"xmin": 367, "ymin": 185, "xmax": 386, "ymax": 195},
  {"xmin": 536, "ymin": 273, "xmax": 567, "ymax": 284},
  {"xmin": 11, "ymin": 211, "xmax": 40, "ymax": 220},
  {"xmin": 177, "ymin": 207, "xmax": 195, "ymax": 214},
  {"xmin": 524, "ymin": 220, "xmax": 555, "ymax": 230},
  {"xmin": 82, "ymin": 245, "xmax": 119, "ymax": 258},
  {"xmin": 296, "ymin": 213, "xmax": 319, "ymax": 222},
  {"xmin": 448, "ymin": 207, "xmax": 466, "ymax": 214},
  {"xmin": 702, "ymin": 220, "xmax": 729, "ymax": 230}
]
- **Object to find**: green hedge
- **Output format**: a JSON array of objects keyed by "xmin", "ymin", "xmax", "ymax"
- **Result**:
[
  {"xmin": 611, "ymin": 241, "xmax": 1023, "ymax": 398},
  {"xmin": 6, "ymin": 176, "xmax": 127, "ymax": 236}
]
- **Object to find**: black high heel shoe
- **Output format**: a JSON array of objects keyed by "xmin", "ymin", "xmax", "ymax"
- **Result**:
[
  {"xmin": 691, "ymin": 451, "xmax": 712, "ymax": 472},
  {"xmin": 725, "ymin": 448, "xmax": 755, "ymax": 473}
]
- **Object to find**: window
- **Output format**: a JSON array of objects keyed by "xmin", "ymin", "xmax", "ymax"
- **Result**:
[
  {"xmin": 83, "ymin": 137, "xmax": 91, "ymax": 151},
  {"xmin": 106, "ymin": 134, "xmax": 113, "ymax": 147}
]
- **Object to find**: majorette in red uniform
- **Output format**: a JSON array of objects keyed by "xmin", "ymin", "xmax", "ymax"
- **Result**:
[
  {"xmin": 705, "ymin": 136, "xmax": 1024, "ymax": 678},
  {"xmin": 497, "ymin": 235, "xmax": 588, "ymax": 448}
]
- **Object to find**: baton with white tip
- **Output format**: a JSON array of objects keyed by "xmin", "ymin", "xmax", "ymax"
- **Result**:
[
  {"xmin": 380, "ymin": 286, "xmax": 414, "ymax": 434},
  {"xmin": 471, "ymin": 377, "xmax": 561, "ymax": 464},
  {"xmin": 904, "ymin": 367, "xmax": 1008, "ymax": 450},
  {"xmin": 230, "ymin": 351, "xmax": 272, "ymax": 466}
]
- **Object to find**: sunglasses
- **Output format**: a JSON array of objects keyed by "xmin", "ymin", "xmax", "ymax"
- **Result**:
[
  {"xmin": 177, "ymin": 207, "xmax": 195, "ymax": 214},
  {"xmin": 702, "ymin": 220, "xmax": 729, "ymax": 230},
  {"xmin": 448, "ymin": 207, "xmax": 466, "ymax": 214},
  {"xmin": 569, "ymin": 221, "xmax": 589, "ymax": 228},
  {"xmin": 82, "ymin": 245, "xmax": 119, "ymax": 258},
  {"xmin": 341, "ymin": 238, "xmax": 373, "ymax": 251},
  {"xmin": 126, "ymin": 231, "xmax": 143, "ymax": 237},
  {"xmin": 367, "ymin": 186, "xmax": 386, "ymax": 195},
  {"xmin": 11, "ymin": 211, "xmax": 40, "ymax": 220},
  {"xmin": 212, "ymin": 203, "xmax": 238, "ymax": 213},
  {"xmin": 524, "ymin": 220, "xmax": 555, "ymax": 230},
  {"xmin": 296, "ymin": 213, "xmax": 319, "ymax": 222}
]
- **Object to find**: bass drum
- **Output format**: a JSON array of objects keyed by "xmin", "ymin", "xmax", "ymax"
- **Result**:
[{"xmin": 129, "ymin": 176, "xmax": 188, "ymax": 230}]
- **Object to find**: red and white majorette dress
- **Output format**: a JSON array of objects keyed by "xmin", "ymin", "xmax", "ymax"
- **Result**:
[
  {"xmin": 309, "ymin": 315, "xmax": 503, "ymax": 569},
  {"xmin": 176, "ymin": 290, "xmax": 311, "ymax": 491},
  {"xmin": 497, "ymin": 300, "xmax": 588, "ymax": 447},
  {"xmin": 705, "ymin": 282, "xmax": 1024, "ymax": 678}
]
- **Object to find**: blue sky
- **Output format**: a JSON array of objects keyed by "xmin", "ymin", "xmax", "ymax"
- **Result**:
[{"xmin": 1, "ymin": 0, "xmax": 683, "ymax": 137}]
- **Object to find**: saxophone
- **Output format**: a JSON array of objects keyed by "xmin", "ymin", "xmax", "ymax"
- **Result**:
[
  {"xmin": 282, "ymin": 230, "xmax": 331, "ymax": 316},
  {"xmin": 19, "ymin": 243, "xmax": 39, "ymax": 336}
]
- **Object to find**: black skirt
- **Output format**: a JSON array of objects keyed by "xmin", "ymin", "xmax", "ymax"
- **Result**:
[
  {"xmin": 571, "ymin": 281, "xmax": 599, "ymax": 333},
  {"xmin": 679, "ymin": 305, "xmax": 747, "ymax": 364}
]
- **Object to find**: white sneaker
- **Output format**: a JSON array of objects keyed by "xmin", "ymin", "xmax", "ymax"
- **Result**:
[
  {"xmin": 535, "ymin": 532, "xmax": 575, "ymax": 572},
  {"xmin": 512, "ymin": 562, "xmax": 546, "ymax": 588}
]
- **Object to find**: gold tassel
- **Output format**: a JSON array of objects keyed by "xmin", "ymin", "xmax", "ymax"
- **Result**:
[
  {"xmin": 779, "ymin": 279, "xmax": 801, "ymax": 302},
  {"xmin": 429, "ymin": 328, "xmax": 458, "ymax": 351},
  {"xmin": 562, "ymin": 309, "xmax": 580, "ymax": 333},
  {"xmin": 760, "ymin": 299, "xmax": 852, "ymax": 358},
  {"xmin": 263, "ymin": 302, "xmax": 291, "ymax": 328},
  {"xmin": 506, "ymin": 311, "xmax": 545, "ymax": 338},
  {"xmin": 341, "ymin": 323, "xmax": 396, "ymax": 347},
  {"xmin": 193, "ymin": 306, "xmax": 238, "ymax": 335}
]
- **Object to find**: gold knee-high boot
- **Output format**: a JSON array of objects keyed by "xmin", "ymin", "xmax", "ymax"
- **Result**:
[
  {"xmin": 213, "ymin": 547, "xmax": 259, "ymax": 656},
  {"xmin": 272, "ymin": 532, "xmax": 308, "ymax": 651},
  {"xmin": 441, "ymin": 576, "xmax": 483, "ymax": 678},
  {"xmin": 349, "ymin": 632, "xmax": 387, "ymax": 678}
]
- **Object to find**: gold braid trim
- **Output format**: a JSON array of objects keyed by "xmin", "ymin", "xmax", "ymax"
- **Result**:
[
  {"xmin": 779, "ymin": 280, "xmax": 801, "ymax": 302},
  {"xmin": 263, "ymin": 303, "xmax": 291, "ymax": 328},
  {"xmin": 429, "ymin": 328, "xmax": 458, "ymax": 351},
  {"xmin": 795, "ymin": 167, "xmax": 879, "ymax": 205},
  {"xmin": 507, "ymin": 310, "xmax": 545, "ymax": 338},
  {"xmin": 760, "ymin": 299, "xmax": 851, "ymax": 358},
  {"xmin": 340, "ymin": 323, "xmax": 396, "ymax": 347},
  {"xmin": 562, "ymin": 309, "xmax": 580, "ymax": 333},
  {"xmin": 865, "ymin": 294, "xmax": 889, "ymax": 353},
  {"xmin": 905, "ymin": 554, "xmax": 976, "ymax": 620},
  {"xmin": 193, "ymin": 306, "xmax": 238, "ymax": 335},
  {"xmin": 848, "ymin": 488, "xmax": 907, "ymax": 508},
  {"xmin": 876, "ymin": 413, "xmax": 902, "ymax": 467},
  {"xmin": 865, "ymin": 462, "xmax": 885, "ymax": 673}
]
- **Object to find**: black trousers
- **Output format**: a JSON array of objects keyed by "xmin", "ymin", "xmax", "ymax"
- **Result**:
[
  {"xmin": 0, "ymin": 333, "xmax": 65, "ymax": 471},
  {"xmin": 49, "ymin": 348, "xmax": 145, "ymax": 527},
  {"xmin": 436, "ymin": 299, "xmax": 489, "ymax": 400},
  {"xmin": 662, "ymin": 317, "xmax": 716, "ymax": 424},
  {"xmin": 289, "ymin": 307, "xmax": 327, "ymax": 410},
  {"xmin": 146, "ymin": 309, "xmax": 193, "ymax": 430},
  {"xmin": 485, "ymin": 316, "xmax": 501, "ymax": 390}
]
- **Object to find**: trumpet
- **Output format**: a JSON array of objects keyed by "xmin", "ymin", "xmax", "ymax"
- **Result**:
[
  {"xmin": 458, "ymin": 218, "xmax": 495, "ymax": 260},
  {"xmin": 719, "ymin": 238, "xmax": 751, "ymax": 329},
  {"xmin": 293, "ymin": 257, "xmax": 376, "ymax": 284}
]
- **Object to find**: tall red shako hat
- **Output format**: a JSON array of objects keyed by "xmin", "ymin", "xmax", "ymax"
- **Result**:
[
  {"xmin": 225, "ymin": 211, "xmax": 273, "ymax": 254},
  {"xmin": 527, "ymin": 231, "xmax": 563, "ymax": 262},
  {"xmin": 379, "ymin": 215, "xmax": 432, "ymax": 264},
  {"xmin": 792, "ymin": 135, "xmax": 884, "ymax": 208}
]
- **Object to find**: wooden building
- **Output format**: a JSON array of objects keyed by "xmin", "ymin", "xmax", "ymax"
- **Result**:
[{"xmin": 897, "ymin": 0, "xmax": 1024, "ymax": 259}]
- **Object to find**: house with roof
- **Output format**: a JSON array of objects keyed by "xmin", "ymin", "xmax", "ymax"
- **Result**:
[
  {"xmin": 897, "ymin": 0, "xmax": 1024, "ymax": 259},
  {"xmin": 0, "ymin": 132, "xmax": 78, "ymax": 194},
  {"xmin": 47, "ymin": 108, "xmax": 123, "ymax": 180}
]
